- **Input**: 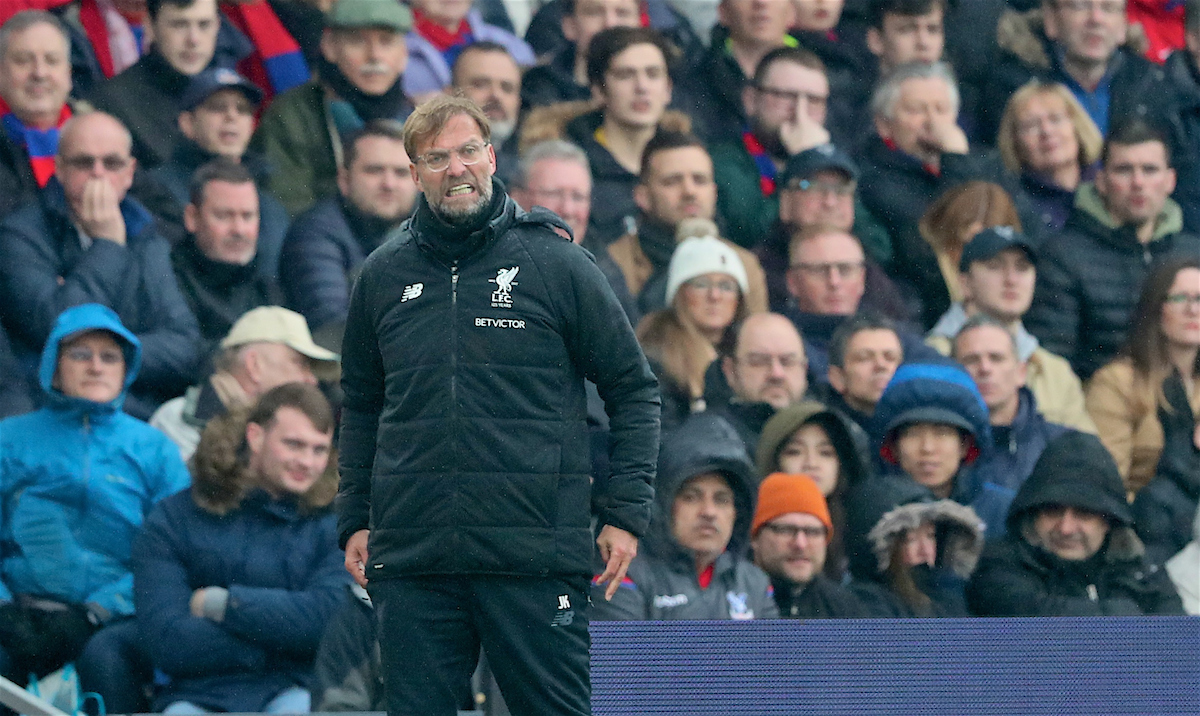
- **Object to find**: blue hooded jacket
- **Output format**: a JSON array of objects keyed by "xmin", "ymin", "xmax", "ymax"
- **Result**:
[
  {"xmin": 871, "ymin": 363, "xmax": 1016, "ymax": 540},
  {"xmin": 0, "ymin": 304, "xmax": 190, "ymax": 621}
]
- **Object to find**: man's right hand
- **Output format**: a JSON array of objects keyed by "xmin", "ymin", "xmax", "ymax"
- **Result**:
[
  {"xmin": 780, "ymin": 94, "xmax": 831, "ymax": 156},
  {"xmin": 77, "ymin": 178, "xmax": 126, "ymax": 246},
  {"xmin": 345, "ymin": 529, "xmax": 370, "ymax": 588}
]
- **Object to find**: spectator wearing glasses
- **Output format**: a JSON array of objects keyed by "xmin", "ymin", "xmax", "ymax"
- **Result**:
[
  {"xmin": 978, "ymin": 0, "xmax": 1171, "ymax": 143},
  {"xmin": 1087, "ymin": 257, "xmax": 1200, "ymax": 496},
  {"xmin": 751, "ymin": 472, "xmax": 871, "ymax": 617},
  {"xmin": 995, "ymin": 81, "xmax": 1103, "ymax": 233},
  {"xmin": 781, "ymin": 226, "xmax": 941, "ymax": 389},
  {"xmin": 638, "ymin": 235, "xmax": 750, "ymax": 424},
  {"xmin": 0, "ymin": 111, "xmax": 200, "ymax": 419},
  {"xmin": 0, "ymin": 304, "xmax": 189, "ymax": 712},
  {"xmin": 712, "ymin": 312, "xmax": 810, "ymax": 453}
]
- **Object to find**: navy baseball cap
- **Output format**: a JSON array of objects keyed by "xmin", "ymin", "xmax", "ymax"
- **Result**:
[
  {"xmin": 180, "ymin": 68, "xmax": 263, "ymax": 112},
  {"xmin": 781, "ymin": 144, "xmax": 859, "ymax": 187},
  {"xmin": 959, "ymin": 226, "xmax": 1037, "ymax": 272}
]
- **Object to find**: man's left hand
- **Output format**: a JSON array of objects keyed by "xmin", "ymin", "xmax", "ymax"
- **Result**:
[{"xmin": 594, "ymin": 525, "xmax": 638, "ymax": 601}]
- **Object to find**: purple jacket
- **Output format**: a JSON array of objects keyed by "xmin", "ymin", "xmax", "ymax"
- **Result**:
[{"xmin": 403, "ymin": 10, "xmax": 535, "ymax": 97}]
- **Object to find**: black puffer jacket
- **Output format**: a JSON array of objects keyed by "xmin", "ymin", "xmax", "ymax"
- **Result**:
[
  {"xmin": 976, "ymin": 8, "xmax": 1171, "ymax": 144},
  {"xmin": 1132, "ymin": 372, "xmax": 1200, "ymax": 566},
  {"xmin": 1164, "ymin": 49, "xmax": 1200, "ymax": 233},
  {"xmin": 1025, "ymin": 184, "xmax": 1200, "ymax": 380},
  {"xmin": 966, "ymin": 432, "xmax": 1185, "ymax": 616},
  {"xmin": 337, "ymin": 181, "xmax": 660, "ymax": 579}
]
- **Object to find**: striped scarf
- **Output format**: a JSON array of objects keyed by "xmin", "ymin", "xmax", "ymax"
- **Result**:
[
  {"xmin": 77, "ymin": 0, "xmax": 143, "ymax": 78},
  {"xmin": 742, "ymin": 127, "xmax": 776, "ymax": 197},
  {"xmin": 222, "ymin": 0, "xmax": 310, "ymax": 104},
  {"xmin": 0, "ymin": 98, "xmax": 71, "ymax": 187}
]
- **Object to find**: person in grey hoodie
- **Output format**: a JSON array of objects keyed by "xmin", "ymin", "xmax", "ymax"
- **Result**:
[{"xmin": 591, "ymin": 413, "xmax": 779, "ymax": 620}]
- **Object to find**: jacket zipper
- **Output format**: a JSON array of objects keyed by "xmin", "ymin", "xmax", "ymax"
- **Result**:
[{"xmin": 450, "ymin": 264, "xmax": 459, "ymax": 408}]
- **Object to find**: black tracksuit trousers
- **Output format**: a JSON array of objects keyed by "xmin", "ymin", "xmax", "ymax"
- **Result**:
[{"xmin": 368, "ymin": 574, "xmax": 592, "ymax": 716}]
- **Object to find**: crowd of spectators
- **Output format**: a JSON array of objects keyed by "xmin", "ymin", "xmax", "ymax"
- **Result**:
[{"xmin": 0, "ymin": 0, "xmax": 1197, "ymax": 711}]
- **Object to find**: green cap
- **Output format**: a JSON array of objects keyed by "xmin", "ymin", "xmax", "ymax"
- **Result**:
[{"xmin": 327, "ymin": 0, "xmax": 413, "ymax": 32}]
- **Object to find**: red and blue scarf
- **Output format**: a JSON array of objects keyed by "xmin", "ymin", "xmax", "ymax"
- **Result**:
[
  {"xmin": 0, "ymin": 98, "xmax": 71, "ymax": 187},
  {"xmin": 222, "ymin": 0, "xmax": 310, "ymax": 104},
  {"xmin": 742, "ymin": 127, "xmax": 777, "ymax": 196},
  {"xmin": 414, "ymin": 8, "xmax": 474, "ymax": 68}
]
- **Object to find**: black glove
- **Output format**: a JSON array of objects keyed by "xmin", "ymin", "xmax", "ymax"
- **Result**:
[{"xmin": 0, "ymin": 601, "xmax": 97, "ymax": 680}]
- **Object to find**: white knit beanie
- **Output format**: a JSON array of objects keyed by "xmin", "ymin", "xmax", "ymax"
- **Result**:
[{"xmin": 664, "ymin": 236, "xmax": 749, "ymax": 305}]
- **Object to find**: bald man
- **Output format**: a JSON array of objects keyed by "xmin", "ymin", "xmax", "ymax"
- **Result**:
[
  {"xmin": 0, "ymin": 111, "xmax": 201, "ymax": 419},
  {"xmin": 714, "ymin": 312, "xmax": 810, "ymax": 453}
]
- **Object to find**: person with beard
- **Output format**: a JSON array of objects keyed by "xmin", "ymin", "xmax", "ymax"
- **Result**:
[
  {"xmin": 450, "ymin": 42, "xmax": 522, "ymax": 183},
  {"xmin": 750, "ymin": 472, "xmax": 871, "ymax": 617},
  {"xmin": 253, "ymin": 0, "xmax": 414, "ymax": 216},
  {"xmin": 591, "ymin": 412, "xmax": 779, "ymax": 620},
  {"xmin": 142, "ymin": 67, "xmax": 289, "ymax": 282},
  {"xmin": 605, "ymin": 130, "xmax": 769, "ymax": 316},
  {"xmin": 337, "ymin": 95, "xmax": 659, "ymax": 716},
  {"xmin": 280, "ymin": 119, "xmax": 417, "ymax": 344},
  {"xmin": 966, "ymin": 431, "xmax": 1184, "ymax": 616},
  {"xmin": 709, "ymin": 47, "xmax": 833, "ymax": 250},
  {"xmin": 170, "ymin": 160, "xmax": 282, "ymax": 347}
]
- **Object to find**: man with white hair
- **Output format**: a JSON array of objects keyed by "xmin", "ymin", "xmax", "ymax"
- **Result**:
[
  {"xmin": 857, "ymin": 61, "xmax": 1033, "ymax": 302},
  {"xmin": 510, "ymin": 139, "xmax": 639, "ymax": 323}
]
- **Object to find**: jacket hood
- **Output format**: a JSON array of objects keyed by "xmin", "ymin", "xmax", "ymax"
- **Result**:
[
  {"xmin": 1007, "ymin": 431, "xmax": 1132, "ymax": 529},
  {"xmin": 189, "ymin": 406, "xmax": 338, "ymax": 516},
  {"xmin": 929, "ymin": 304, "xmax": 1041, "ymax": 362},
  {"xmin": 845, "ymin": 475, "xmax": 970, "ymax": 581},
  {"xmin": 1072, "ymin": 182, "xmax": 1184, "ymax": 244},
  {"xmin": 872, "ymin": 363, "xmax": 992, "ymax": 466},
  {"xmin": 866, "ymin": 499, "xmax": 984, "ymax": 580},
  {"xmin": 646, "ymin": 413, "xmax": 758, "ymax": 565},
  {"xmin": 755, "ymin": 400, "xmax": 869, "ymax": 487},
  {"xmin": 39, "ymin": 303, "xmax": 141, "ymax": 413},
  {"xmin": 996, "ymin": 7, "xmax": 1149, "ymax": 69}
]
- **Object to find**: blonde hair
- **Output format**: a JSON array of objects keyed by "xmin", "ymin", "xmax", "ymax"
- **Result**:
[
  {"xmin": 636, "ymin": 286, "xmax": 749, "ymax": 401},
  {"xmin": 919, "ymin": 182, "xmax": 1021, "ymax": 304},
  {"xmin": 997, "ymin": 81, "xmax": 1103, "ymax": 174}
]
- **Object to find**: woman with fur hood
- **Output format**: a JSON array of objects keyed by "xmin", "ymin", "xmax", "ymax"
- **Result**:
[{"xmin": 843, "ymin": 476, "xmax": 986, "ymax": 618}]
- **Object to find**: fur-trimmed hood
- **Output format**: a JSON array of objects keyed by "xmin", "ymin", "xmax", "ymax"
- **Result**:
[
  {"xmin": 518, "ymin": 100, "xmax": 694, "ymax": 155},
  {"xmin": 868, "ymin": 500, "xmax": 986, "ymax": 579},
  {"xmin": 189, "ymin": 407, "xmax": 338, "ymax": 516},
  {"xmin": 996, "ymin": 7, "xmax": 1149, "ymax": 70}
]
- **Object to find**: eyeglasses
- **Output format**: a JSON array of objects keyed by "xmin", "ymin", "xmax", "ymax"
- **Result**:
[
  {"xmin": 790, "ymin": 261, "xmax": 865, "ymax": 279},
  {"xmin": 756, "ymin": 85, "xmax": 828, "ymax": 107},
  {"xmin": 740, "ymin": 352, "xmax": 807, "ymax": 370},
  {"xmin": 1016, "ymin": 112, "xmax": 1071, "ymax": 137},
  {"xmin": 761, "ymin": 523, "xmax": 827, "ymax": 540},
  {"xmin": 416, "ymin": 141, "xmax": 490, "ymax": 172},
  {"xmin": 60, "ymin": 154, "xmax": 130, "ymax": 172},
  {"xmin": 685, "ymin": 276, "xmax": 740, "ymax": 294},
  {"xmin": 786, "ymin": 178, "xmax": 855, "ymax": 196},
  {"xmin": 63, "ymin": 347, "xmax": 124, "ymax": 365},
  {"xmin": 529, "ymin": 188, "xmax": 590, "ymax": 206},
  {"xmin": 1055, "ymin": 0, "xmax": 1124, "ymax": 13},
  {"xmin": 1164, "ymin": 292, "xmax": 1200, "ymax": 308}
]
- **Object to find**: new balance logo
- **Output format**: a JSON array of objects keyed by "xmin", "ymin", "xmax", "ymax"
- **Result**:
[
  {"xmin": 552, "ymin": 594, "xmax": 575, "ymax": 627},
  {"xmin": 400, "ymin": 283, "xmax": 424, "ymax": 302}
]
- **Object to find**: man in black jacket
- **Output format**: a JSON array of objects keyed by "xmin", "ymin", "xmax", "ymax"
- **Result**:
[
  {"xmin": 279, "ymin": 119, "xmax": 416, "ymax": 344},
  {"xmin": 966, "ymin": 432, "xmax": 1184, "ymax": 616},
  {"xmin": 87, "ymin": 0, "xmax": 228, "ymax": 169},
  {"xmin": 337, "ymin": 95, "xmax": 660, "ymax": 716},
  {"xmin": 751, "ymin": 472, "xmax": 869, "ymax": 618},
  {"xmin": 1025, "ymin": 120, "xmax": 1200, "ymax": 380}
]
